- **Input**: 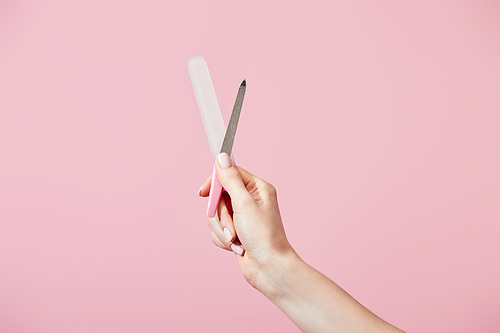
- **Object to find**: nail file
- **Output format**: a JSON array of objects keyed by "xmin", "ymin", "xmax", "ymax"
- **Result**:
[
  {"xmin": 187, "ymin": 56, "xmax": 227, "ymax": 160},
  {"xmin": 206, "ymin": 80, "xmax": 246, "ymax": 218}
]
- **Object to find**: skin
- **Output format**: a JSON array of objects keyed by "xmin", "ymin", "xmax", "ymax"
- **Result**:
[{"xmin": 199, "ymin": 153, "xmax": 405, "ymax": 333}]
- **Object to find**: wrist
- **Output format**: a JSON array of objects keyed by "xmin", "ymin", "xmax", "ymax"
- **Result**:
[{"xmin": 252, "ymin": 246, "xmax": 303, "ymax": 301}]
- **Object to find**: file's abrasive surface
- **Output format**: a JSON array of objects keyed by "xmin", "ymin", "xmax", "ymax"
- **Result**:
[{"xmin": 220, "ymin": 80, "xmax": 246, "ymax": 157}]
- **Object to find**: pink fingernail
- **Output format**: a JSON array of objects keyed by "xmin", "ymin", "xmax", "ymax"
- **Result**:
[
  {"xmin": 223, "ymin": 227, "xmax": 232, "ymax": 243},
  {"xmin": 217, "ymin": 153, "xmax": 232, "ymax": 169},
  {"xmin": 230, "ymin": 244, "xmax": 244, "ymax": 256}
]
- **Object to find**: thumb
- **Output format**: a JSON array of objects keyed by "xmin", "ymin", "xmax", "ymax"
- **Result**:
[{"xmin": 215, "ymin": 153, "xmax": 253, "ymax": 204}]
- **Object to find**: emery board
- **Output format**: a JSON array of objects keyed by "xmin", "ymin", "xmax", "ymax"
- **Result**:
[{"xmin": 187, "ymin": 56, "xmax": 233, "ymax": 160}]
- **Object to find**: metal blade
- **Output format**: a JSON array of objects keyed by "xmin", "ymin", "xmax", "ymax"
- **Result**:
[{"xmin": 220, "ymin": 79, "xmax": 246, "ymax": 156}]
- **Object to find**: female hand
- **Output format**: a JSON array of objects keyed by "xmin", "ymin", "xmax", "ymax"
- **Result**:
[
  {"xmin": 199, "ymin": 153, "xmax": 404, "ymax": 333},
  {"xmin": 198, "ymin": 152, "xmax": 296, "ymax": 289}
]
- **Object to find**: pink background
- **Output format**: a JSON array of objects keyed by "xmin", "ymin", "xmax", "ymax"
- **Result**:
[{"xmin": 1, "ymin": 0, "xmax": 499, "ymax": 332}]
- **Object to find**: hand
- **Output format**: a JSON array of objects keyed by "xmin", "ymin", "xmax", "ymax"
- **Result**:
[
  {"xmin": 199, "ymin": 153, "xmax": 405, "ymax": 333},
  {"xmin": 199, "ymin": 152, "xmax": 296, "ymax": 289}
]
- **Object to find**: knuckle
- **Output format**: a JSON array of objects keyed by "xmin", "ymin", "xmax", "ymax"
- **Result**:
[
  {"xmin": 225, "ymin": 170, "xmax": 242, "ymax": 183},
  {"xmin": 262, "ymin": 182, "xmax": 277, "ymax": 196}
]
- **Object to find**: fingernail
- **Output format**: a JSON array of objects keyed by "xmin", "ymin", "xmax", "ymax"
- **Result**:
[
  {"xmin": 230, "ymin": 244, "xmax": 244, "ymax": 256},
  {"xmin": 223, "ymin": 227, "xmax": 232, "ymax": 243},
  {"xmin": 217, "ymin": 153, "xmax": 232, "ymax": 169},
  {"xmin": 198, "ymin": 185, "xmax": 203, "ymax": 196}
]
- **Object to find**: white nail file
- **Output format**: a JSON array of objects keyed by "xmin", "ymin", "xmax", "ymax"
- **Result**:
[{"xmin": 187, "ymin": 56, "xmax": 228, "ymax": 160}]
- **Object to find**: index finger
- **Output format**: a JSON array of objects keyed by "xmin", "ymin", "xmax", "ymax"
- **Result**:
[{"xmin": 199, "ymin": 175, "xmax": 212, "ymax": 197}]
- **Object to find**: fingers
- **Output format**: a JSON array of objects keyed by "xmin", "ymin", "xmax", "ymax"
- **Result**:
[
  {"xmin": 235, "ymin": 166, "xmax": 263, "ymax": 187},
  {"xmin": 208, "ymin": 212, "xmax": 244, "ymax": 255},
  {"xmin": 217, "ymin": 191, "xmax": 236, "ymax": 243},
  {"xmin": 198, "ymin": 175, "xmax": 212, "ymax": 197},
  {"xmin": 216, "ymin": 194, "xmax": 245, "ymax": 255},
  {"xmin": 199, "ymin": 159, "xmax": 273, "ymax": 258},
  {"xmin": 208, "ymin": 216, "xmax": 231, "ymax": 251},
  {"xmin": 200, "ymin": 165, "xmax": 244, "ymax": 255},
  {"xmin": 198, "ymin": 162, "xmax": 271, "ymax": 202},
  {"xmin": 211, "ymin": 231, "xmax": 231, "ymax": 251},
  {"xmin": 215, "ymin": 153, "xmax": 254, "ymax": 207},
  {"xmin": 233, "ymin": 166, "xmax": 277, "ymax": 204}
]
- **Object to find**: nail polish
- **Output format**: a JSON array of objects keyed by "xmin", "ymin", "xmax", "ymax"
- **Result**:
[
  {"xmin": 223, "ymin": 227, "xmax": 232, "ymax": 242},
  {"xmin": 217, "ymin": 153, "xmax": 232, "ymax": 169},
  {"xmin": 231, "ymin": 244, "xmax": 244, "ymax": 256}
]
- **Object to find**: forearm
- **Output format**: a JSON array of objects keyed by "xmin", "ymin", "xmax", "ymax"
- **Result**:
[{"xmin": 254, "ymin": 250, "xmax": 404, "ymax": 333}]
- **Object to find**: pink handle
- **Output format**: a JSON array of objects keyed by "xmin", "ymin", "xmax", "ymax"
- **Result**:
[
  {"xmin": 207, "ymin": 164, "xmax": 223, "ymax": 218},
  {"xmin": 206, "ymin": 156, "xmax": 236, "ymax": 218}
]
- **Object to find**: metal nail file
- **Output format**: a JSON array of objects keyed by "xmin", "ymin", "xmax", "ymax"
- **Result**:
[{"xmin": 206, "ymin": 80, "xmax": 246, "ymax": 218}]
